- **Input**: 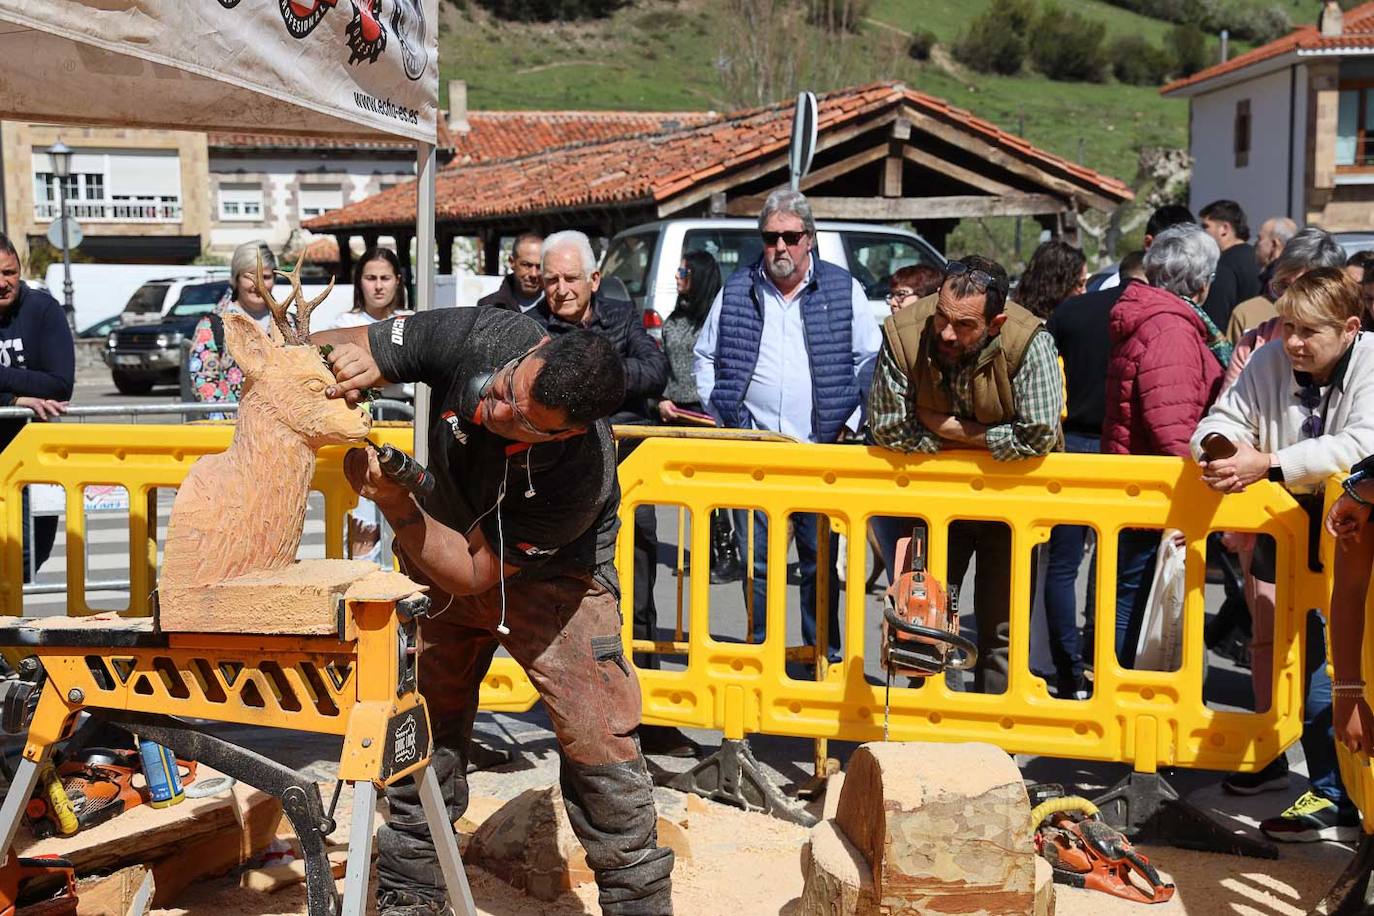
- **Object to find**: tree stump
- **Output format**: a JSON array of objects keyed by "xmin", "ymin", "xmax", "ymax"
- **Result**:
[{"xmin": 831, "ymin": 742, "xmax": 1034, "ymax": 916}]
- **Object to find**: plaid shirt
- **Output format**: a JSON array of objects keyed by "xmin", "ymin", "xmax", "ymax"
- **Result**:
[{"xmin": 867, "ymin": 329, "xmax": 1063, "ymax": 460}]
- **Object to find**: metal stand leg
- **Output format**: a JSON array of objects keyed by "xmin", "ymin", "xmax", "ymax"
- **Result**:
[
  {"xmin": 340, "ymin": 781, "xmax": 376, "ymax": 916},
  {"xmin": 419, "ymin": 765, "xmax": 475, "ymax": 916},
  {"xmin": 0, "ymin": 757, "xmax": 42, "ymax": 862}
]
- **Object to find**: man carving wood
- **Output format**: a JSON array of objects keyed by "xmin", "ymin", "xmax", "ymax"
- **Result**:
[{"xmin": 314, "ymin": 308, "xmax": 674, "ymax": 916}]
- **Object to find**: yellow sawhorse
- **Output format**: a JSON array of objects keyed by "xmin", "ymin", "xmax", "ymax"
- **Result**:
[{"xmin": 0, "ymin": 598, "xmax": 474, "ymax": 916}]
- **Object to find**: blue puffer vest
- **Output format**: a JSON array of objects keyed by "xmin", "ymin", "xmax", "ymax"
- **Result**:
[{"xmin": 708, "ymin": 258, "xmax": 858, "ymax": 443}]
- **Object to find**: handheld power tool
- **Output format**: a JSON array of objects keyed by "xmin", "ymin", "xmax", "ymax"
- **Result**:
[
  {"xmin": 881, "ymin": 531, "xmax": 978, "ymax": 737},
  {"xmin": 366, "ymin": 440, "xmax": 436, "ymax": 500}
]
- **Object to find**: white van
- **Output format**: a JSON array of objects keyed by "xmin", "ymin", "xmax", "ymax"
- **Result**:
[{"xmin": 600, "ymin": 218, "xmax": 945, "ymax": 336}]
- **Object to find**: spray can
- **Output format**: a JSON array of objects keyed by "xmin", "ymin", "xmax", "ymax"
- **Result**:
[{"xmin": 137, "ymin": 738, "xmax": 184, "ymax": 808}]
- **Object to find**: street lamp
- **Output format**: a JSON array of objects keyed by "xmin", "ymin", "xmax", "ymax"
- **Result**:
[{"xmin": 47, "ymin": 141, "xmax": 74, "ymax": 331}]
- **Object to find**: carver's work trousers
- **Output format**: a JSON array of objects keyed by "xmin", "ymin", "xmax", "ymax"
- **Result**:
[{"xmin": 375, "ymin": 570, "xmax": 675, "ymax": 914}]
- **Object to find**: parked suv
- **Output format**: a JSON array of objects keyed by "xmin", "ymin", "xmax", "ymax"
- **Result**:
[
  {"xmin": 104, "ymin": 280, "xmax": 230, "ymax": 393},
  {"xmin": 600, "ymin": 218, "xmax": 945, "ymax": 337},
  {"xmin": 118, "ymin": 270, "xmax": 231, "ymax": 327}
]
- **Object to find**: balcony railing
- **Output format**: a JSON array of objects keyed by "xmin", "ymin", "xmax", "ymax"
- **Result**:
[{"xmin": 33, "ymin": 200, "xmax": 182, "ymax": 223}]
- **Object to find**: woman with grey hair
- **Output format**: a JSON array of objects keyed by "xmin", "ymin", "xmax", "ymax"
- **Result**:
[
  {"xmin": 1100, "ymin": 223, "xmax": 1227, "ymax": 666},
  {"xmin": 186, "ymin": 240, "xmax": 278, "ymax": 406}
]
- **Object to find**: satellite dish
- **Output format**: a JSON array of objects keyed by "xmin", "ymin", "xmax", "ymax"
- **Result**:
[{"xmin": 789, "ymin": 91, "xmax": 818, "ymax": 192}]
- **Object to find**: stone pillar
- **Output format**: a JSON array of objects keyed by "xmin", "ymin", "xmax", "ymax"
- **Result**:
[{"xmin": 1310, "ymin": 60, "xmax": 1341, "ymax": 195}]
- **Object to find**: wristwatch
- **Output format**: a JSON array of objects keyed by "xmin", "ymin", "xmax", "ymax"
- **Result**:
[{"xmin": 1344, "ymin": 472, "xmax": 1374, "ymax": 507}]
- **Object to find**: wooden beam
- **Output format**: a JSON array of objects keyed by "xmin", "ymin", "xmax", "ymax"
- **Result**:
[
  {"xmin": 900, "ymin": 105, "xmax": 1120, "ymax": 211},
  {"xmin": 802, "ymin": 144, "xmax": 888, "ymax": 191},
  {"xmin": 754, "ymin": 193, "xmax": 1069, "ymax": 220},
  {"xmin": 901, "ymin": 146, "xmax": 1015, "ymax": 196},
  {"xmin": 660, "ymin": 111, "xmax": 899, "ymax": 216}
]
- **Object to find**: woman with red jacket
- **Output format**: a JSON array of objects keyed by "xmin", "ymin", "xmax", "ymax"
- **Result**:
[{"xmin": 1103, "ymin": 223, "xmax": 1229, "ymax": 665}]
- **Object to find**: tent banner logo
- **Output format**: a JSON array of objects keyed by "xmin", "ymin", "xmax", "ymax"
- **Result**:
[{"xmin": 214, "ymin": 0, "xmax": 427, "ymax": 81}]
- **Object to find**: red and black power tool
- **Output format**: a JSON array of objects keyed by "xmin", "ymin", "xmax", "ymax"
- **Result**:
[
  {"xmin": 881, "ymin": 533, "xmax": 977, "ymax": 679},
  {"xmin": 1031, "ymin": 791, "xmax": 1176, "ymax": 905},
  {"xmin": 0, "ymin": 855, "xmax": 78, "ymax": 916},
  {"xmin": 25, "ymin": 747, "xmax": 198, "ymax": 839}
]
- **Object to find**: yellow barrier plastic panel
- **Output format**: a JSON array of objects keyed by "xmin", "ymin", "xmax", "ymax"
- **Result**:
[
  {"xmin": 0, "ymin": 424, "xmax": 1322, "ymax": 774},
  {"xmin": 549, "ymin": 437, "xmax": 1315, "ymax": 774}
]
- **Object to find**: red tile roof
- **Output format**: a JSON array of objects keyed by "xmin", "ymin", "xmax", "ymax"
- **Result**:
[
  {"xmin": 448, "ymin": 110, "xmax": 721, "ymax": 165},
  {"xmin": 209, "ymin": 117, "xmax": 455, "ymax": 152},
  {"xmin": 304, "ymin": 82, "xmax": 1132, "ymax": 232},
  {"xmin": 1162, "ymin": 2, "xmax": 1374, "ymax": 95}
]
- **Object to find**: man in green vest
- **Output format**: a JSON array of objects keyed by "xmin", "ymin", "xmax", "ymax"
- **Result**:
[{"xmin": 868, "ymin": 255, "xmax": 1063, "ymax": 694}]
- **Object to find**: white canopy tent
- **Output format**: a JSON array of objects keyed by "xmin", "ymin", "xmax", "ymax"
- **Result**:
[{"xmin": 0, "ymin": 0, "xmax": 440, "ymax": 455}]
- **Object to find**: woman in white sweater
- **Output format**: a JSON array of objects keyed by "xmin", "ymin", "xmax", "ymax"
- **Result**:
[{"xmin": 1190, "ymin": 267, "xmax": 1374, "ymax": 843}]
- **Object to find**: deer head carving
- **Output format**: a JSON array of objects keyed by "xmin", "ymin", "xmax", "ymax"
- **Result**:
[{"xmin": 160, "ymin": 270, "xmax": 369, "ymax": 592}]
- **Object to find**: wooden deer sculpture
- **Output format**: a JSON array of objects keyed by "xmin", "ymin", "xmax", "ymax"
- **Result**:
[{"xmin": 159, "ymin": 255, "xmax": 416, "ymax": 634}]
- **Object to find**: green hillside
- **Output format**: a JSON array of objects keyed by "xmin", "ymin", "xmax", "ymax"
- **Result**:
[{"xmin": 439, "ymin": 0, "xmax": 1313, "ymax": 258}]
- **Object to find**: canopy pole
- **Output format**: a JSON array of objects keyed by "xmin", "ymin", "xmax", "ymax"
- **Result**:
[{"xmin": 413, "ymin": 140, "xmax": 436, "ymax": 465}]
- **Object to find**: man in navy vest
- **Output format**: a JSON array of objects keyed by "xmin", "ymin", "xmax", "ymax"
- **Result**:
[{"xmin": 692, "ymin": 189, "xmax": 881, "ymax": 662}]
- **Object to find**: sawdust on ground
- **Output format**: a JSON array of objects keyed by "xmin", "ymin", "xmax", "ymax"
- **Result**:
[{"xmin": 152, "ymin": 787, "xmax": 1350, "ymax": 916}]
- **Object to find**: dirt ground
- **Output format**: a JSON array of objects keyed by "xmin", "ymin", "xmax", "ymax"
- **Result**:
[{"xmin": 151, "ymin": 783, "xmax": 1352, "ymax": 916}]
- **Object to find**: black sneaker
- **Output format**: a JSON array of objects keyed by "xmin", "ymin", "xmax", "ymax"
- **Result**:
[
  {"xmin": 377, "ymin": 889, "xmax": 450, "ymax": 916},
  {"xmin": 1260, "ymin": 790, "xmax": 1361, "ymax": 843},
  {"xmin": 1221, "ymin": 756, "xmax": 1289, "ymax": 795}
]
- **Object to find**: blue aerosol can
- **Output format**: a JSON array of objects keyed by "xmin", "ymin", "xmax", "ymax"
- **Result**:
[{"xmin": 137, "ymin": 738, "xmax": 185, "ymax": 808}]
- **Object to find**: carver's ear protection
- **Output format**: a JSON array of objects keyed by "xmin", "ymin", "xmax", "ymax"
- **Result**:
[{"xmin": 460, "ymin": 369, "xmax": 496, "ymax": 424}]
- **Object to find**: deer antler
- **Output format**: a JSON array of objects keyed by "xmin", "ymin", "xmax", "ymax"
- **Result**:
[
  {"xmin": 253, "ymin": 250, "xmax": 299, "ymax": 344},
  {"xmin": 276, "ymin": 250, "xmax": 335, "ymax": 342}
]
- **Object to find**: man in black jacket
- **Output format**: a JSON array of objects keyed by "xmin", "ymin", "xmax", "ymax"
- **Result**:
[
  {"xmin": 1199, "ymin": 199, "xmax": 1262, "ymax": 330},
  {"xmin": 477, "ymin": 232, "xmax": 544, "ymax": 313},
  {"xmin": 533, "ymin": 231, "xmax": 694, "ymax": 755},
  {"xmin": 0, "ymin": 233, "xmax": 73, "ymax": 581}
]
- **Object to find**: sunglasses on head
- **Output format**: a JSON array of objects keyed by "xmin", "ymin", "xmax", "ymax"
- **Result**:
[
  {"xmin": 761, "ymin": 230, "xmax": 807, "ymax": 246},
  {"xmin": 944, "ymin": 260, "xmax": 1006, "ymax": 296}
]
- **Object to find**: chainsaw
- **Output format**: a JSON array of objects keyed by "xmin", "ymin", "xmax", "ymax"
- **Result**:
[
  {"xmin": 25, "ymin": 747, "xmax": 198, "ymax": 839},
  {"xmin": 1029, "ymin": 789, "xmax": 1175, "ymax": 905},
  {"xmin": 881, "ymin": 531, "xmax": 978, "ymax": 738},
  {"xmin": 0, "ymin": 855, "xmax": 78, "ymax": 916}
]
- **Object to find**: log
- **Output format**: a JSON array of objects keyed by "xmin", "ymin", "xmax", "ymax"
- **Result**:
[
  {"xmin": 833, "ymin": 742, "xmax": 1034, "ymax": 916},
  {"xmin": 74, "ymin": 866, "xmax": 152, "ymax": 916},
  {"xmin": 798, "ymin": 819, "xmax": 877, "ymax": 916},
  {"xmin": 469, "ymin": 784, "xmax": 691, "ymax": 902}
]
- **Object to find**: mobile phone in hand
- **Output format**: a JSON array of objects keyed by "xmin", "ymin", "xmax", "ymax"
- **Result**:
[{"xmin": 1200, "ymin": 432, "xmax": 1237, "ymax": 461}]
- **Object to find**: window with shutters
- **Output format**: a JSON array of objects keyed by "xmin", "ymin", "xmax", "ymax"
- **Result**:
[{"xmin": 1234, "ymin": 99, "xmax": 1251, "ymax": 169}]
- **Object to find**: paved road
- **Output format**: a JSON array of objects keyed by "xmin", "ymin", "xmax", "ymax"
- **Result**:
[{"xmin": 16, "ymin": 369, "xmax": 1352, "ymax": 896}]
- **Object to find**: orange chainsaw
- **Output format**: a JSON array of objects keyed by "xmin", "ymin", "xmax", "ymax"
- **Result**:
[
  {"xmin": 1030, "ymin": 791, "xmax": 1176, "ymax": 905},
  {"xmin": 881, "ymin": 533, "xmax": 977, "ymax": 679},
  {"xmin": 0, "ymin": 855, "xmax": 78, "ymax": 916},
  {"xmin": 26, "ymin": 747, "xmax": 198, "ymax": 839}
]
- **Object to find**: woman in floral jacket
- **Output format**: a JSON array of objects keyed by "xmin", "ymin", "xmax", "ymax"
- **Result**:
[{"xmin": 187, "ymin": 240, "xmax": 278, "ymax": 407}]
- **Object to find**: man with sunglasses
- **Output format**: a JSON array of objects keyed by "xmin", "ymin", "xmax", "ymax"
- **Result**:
[
  {"xmin": 314, "ymin": 308, "xmax": 676, "ymax": 916},
  {"xmin": 868, "ymin": 254, "xmax": 1063, "ymax": 694},
  {"xmin": 692, "ymin": 189, "xmax": 882, "ymax": 663}
]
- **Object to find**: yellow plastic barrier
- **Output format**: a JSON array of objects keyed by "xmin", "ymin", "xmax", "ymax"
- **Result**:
[
  {"xmin": 0, "ymin": 423, "xmax": 1323, "ymax": 776},
  {"xmin": 567, "ymin": 436, "xmax": 1314, "ymax": 775}
]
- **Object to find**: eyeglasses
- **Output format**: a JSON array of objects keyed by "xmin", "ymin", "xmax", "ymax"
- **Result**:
[
  {"xmin": 484, "ymin": 348, "xmax": 572, "ymax": 438},
  {"xmin": 885, "ymin": 288, "xmax": 916, "ymax": 303},
  {"xmin": 761, "ymin": 230, "xmax": 806, "ymax": 247},
  {"xmin": 676, "ymin": 267, "xmax": 692, "ymax": 280},
  {"xmin": 1298, "ymin": 383, "xmax": 1325, "ymax": 439},
  {"xmin": 944, "ymin": 260, "xmax": 1006, "ymax": 296}
]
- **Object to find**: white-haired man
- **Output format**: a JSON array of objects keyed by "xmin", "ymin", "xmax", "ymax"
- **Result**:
[{"xmin": 692, "ymin": 190, "xmax": 881, "ymax": 663}]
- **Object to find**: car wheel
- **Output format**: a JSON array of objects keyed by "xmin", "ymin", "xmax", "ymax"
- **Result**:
[{"xmin": 112, "ymin": 370, "xmax": 154, "ymax": 395}]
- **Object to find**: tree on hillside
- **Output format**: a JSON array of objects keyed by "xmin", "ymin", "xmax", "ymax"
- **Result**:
[
  {"xmin": 953, "ymin": 0, "xmax": 1035, "ymax": 75},
  {"xmin": 1167, "ymin": 23, "xmax": 1209, "ymax": 76},
  {"xmin": 804, "ymin": 0, "xmax": 872, "ymax": 33},
  {"xmin": 473, "ymin": 0, "xmax": 624, "ymax": 20},
  {"xmin": 1029, "ymin": 5, "xmax": 1108, "ymax": 82},
  {"xmin": 716, "ymin": 0, "xmax": 866, "ymax": 107},
  {"xmin": 1111, "ymin": 35, "xmax": 1173, "ymax": 86}
]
